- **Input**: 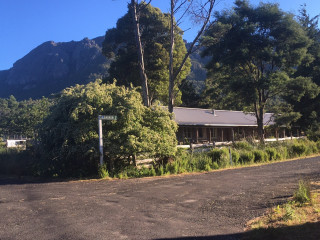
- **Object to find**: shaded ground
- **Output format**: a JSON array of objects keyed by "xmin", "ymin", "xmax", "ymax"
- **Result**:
[{"xmin": 0, "ymin": 157, "xmax": 320, "ymax": 240}]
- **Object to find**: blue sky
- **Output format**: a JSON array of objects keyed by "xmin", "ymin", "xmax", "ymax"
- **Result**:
[{"xmin": 0, "ymin": 0, "xmax": 319, "ymax": 70}]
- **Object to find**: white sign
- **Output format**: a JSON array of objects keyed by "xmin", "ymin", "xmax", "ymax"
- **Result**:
[{"xmin": 98, "ymin": 115, "xmax": 117, "ymax": 121}]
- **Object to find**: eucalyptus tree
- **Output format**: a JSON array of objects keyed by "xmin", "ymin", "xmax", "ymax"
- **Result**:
[
  {"xmin": 168, "ymin": 0, "xmax": 215, "ymax": 112},
  {"xmin": 103, "ymin": 2, "xmax": 190, "ymax": 106},
  {"xmin": 201, "ymin": 0, "xmax": 311, "ymax": 142}
]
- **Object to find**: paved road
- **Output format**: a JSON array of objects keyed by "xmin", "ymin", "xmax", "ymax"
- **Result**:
[{"xmin": 0, "ymin": 157, "xmax": 320, "ymax": 240}]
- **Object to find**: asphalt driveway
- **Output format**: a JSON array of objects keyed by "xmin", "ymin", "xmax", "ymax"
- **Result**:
[{"xmin": 1, "ymin": 157, "xmax": 320, "ymax": 240}]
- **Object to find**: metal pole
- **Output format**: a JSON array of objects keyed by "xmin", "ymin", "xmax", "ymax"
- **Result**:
[
  {"xmin": 98, "ymin": 118, "xmax": 103, "ymax": 166},
  {"xmin": 229, "ymin": 147, "xmax": 233, "ymax": 166}
]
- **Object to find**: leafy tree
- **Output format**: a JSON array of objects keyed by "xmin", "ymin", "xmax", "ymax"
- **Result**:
[
  {"xmin": 103, "ymin": 3, "xmax": 190, "ymax": 106},
  {"xmin": 0, "ymin": 96, "xmax": 51, "ymax": 138},
  {"xmin": 285, "ymin": 5, "xmax": 320, "ymax": 137},
  {"xmin": 37, "ymin": 80, "xmax": 177, "ymax": 177},
  {"xmin": 201, "ymin": 0, "xmax": 311, "ymax": 142}
]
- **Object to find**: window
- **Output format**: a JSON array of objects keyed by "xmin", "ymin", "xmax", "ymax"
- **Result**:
[
  {"xmin": 183, "ymin": 128, "xmax": 192, "ymax": 139},
  {"xmin": 198, "ymin": 128, "xmax": 203, "ymax": 138}
]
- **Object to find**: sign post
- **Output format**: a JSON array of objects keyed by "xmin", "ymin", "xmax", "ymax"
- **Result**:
[{"xmin": 98, "ymin": 115, "xmax": 117, "ymax": 166}]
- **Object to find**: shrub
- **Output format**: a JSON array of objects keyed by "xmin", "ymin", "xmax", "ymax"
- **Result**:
[
  {"xmin": 212, "ymin": 162, "xmax": 219, "ymax": 169},
  {"xmin": 291, "ymin": 142, "xmax": 307, "ymax": 156},
  {"xmin": 253, "ymin": 150, "xmax": 268, "ymax": 162},
  {"xmin": 293, "ymin": 179, "xmax": 311, "ymax": 204},
  {"xmin": 305, "ymin": 140, "xmax": 318, "ymax": 155},
  {"xmin": 239, "ymin": 151, "xmax": 255, "ymax": 164},
  {"xmin": 265, "ymin": 147, "xmax": 278, "ymax": 161},
  {"xmin": 209, "ymin": 148, "xmax": 229, "ymax": 168},
  {"xmin": 98, "ymin": 164, "xmax": 109, "ymax": 178},
  {"xmin": 231, "ymin": 150, "xmax": 240, "ymax": 165},
  {"xmin": 317, "ymin": 140, "xmax": 320, "ymax": 153},
  {"xmin": 233, "ymin": 141, "xmax": 253, "ymax": 151},
  {"xmin": 276, "ymin": 146, "xmax": 288, "ymax": 160},
  {"xmin": 37, "ymin": 80, "xmax": 178, "ymax": 177}
]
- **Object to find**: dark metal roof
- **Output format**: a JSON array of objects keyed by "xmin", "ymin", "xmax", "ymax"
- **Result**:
[{"xmin": 173, "ymin": 107, "xmax": 274, "ymax": 127}]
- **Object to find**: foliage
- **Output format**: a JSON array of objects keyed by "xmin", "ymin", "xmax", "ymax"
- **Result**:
[
  {"xmin": 102, "ymin": 3, "xmax": 190, "ymax": 105},
  {"xmin": 233, "ymin": 141, "xmax": 253, "ymax": 151},
  {"xmin": 37, "ymin": 80, "xmax": 178, "ymax": 177},
  {"xmin": 201, "ymin": 0, "xmax": 311, "ymax": 141},
  {"xmin": 208, "ymin": 148, "xmax": 229, "ymax": 167},
  {"xmin": 286, "ymin": 5, "xmax": 320, "ymax": 138},
  {"xmin": 0, "ymin": 96, "xmax": 51, "ymax": 138},
  {"xmin": 253, "ymin": 150, "xmax": 268, "ymax": 163},
  {"xmin": 291, "ymin": 142, "xmax": 308, "ymax": 156},
  {"xmin": 294, "ymin": 179, "xmax": 311, "ymax": 204},
  {"xmin": 265, "ymin": 147, "xmax": 279, "ymax": 161},
  {"xmin": 239, "ymin": 151, "xmax": 255, "ymax": 164},
  {"xmin": 98, "ymin": 164, "xmax": 109, "ymax": 179}
]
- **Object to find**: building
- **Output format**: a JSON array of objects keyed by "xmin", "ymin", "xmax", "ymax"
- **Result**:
[
  {"xmin": 173, "ymin": 107, "xmax": 299, "ymax": 144},
  {"xmin": 6, "ymin": 139, "xmax": 27, "ymax": 149}
]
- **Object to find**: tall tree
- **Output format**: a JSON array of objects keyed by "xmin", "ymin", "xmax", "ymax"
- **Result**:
[
  {"xmin": 131, "ymin": 0, "xmax": 150, "ymax": 107},
  {"xmin": 168, "ymin": 0, "xmax": 215, "ymax": 112},
  {"xmin": 284, "ymin": 5, "xmax": 320, "ymax": 139},
  {"xmin": 103, "ymin": 3, "xmax": 190, "ymax": 105},
  {"xmin": 201, "ymin": 0, "xmax": 310, "ymax": 142}
]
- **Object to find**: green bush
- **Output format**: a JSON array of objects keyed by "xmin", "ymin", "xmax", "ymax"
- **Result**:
[
  {"xmin": 293, "ymin": 179, "xmax": 311, "ymax": 204},
  {"xmin": 265, "ymin": 147, "xmax": 278, "ymax": 161},
  {"xmin": 37, "ymin": 80, "xmax": 178, "ymax": 177},
  {"xmin": 276, "ymin": 146, "xmax": 288, "ymax": 160},
  {"xmin": 239, "ymin": 151, "xmax": 255, "ymax": 164},
  {"xmin": 231, "ymin": 150, "xmax": 240, "ymax": 165},
  {"xmin": 233, "ymin": 141, "xmax": 253, "ymax": 151},
  {"xmin": 212, "ymin": 162, "xmax": 219, "ymax": 169},
  {"xmin": 291, "ymin": 142, "xmax": 307, "ymax": 156},
  {"xmin": 305, "ymin": 140, "xmax": 318, "ymax": 155},
  {"xmin": 98, "ymin": 164, "xmax": 109, "ymax": 178},
  {"xmin": 208, "ymin": 148, "xmax": 229, "ymax": 168},
  {"xmin": 317, "ymin": 140, "xmax": 320, "ymax": 152},
  {"xmin": 253, "ymin": 150, "xmax": 268, "ymax": 162}
]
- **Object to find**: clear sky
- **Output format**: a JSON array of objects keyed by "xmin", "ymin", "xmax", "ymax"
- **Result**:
[{"xmin": 0, "ymin": 0, "xmax": 319, "ymax": 70}]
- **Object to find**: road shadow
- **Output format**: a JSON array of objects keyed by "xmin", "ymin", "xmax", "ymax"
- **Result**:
[
  {"xmin": 0, "ymin": 174, "xmax": 70, "ymax": 185},
  {"xmin": 154, "ymin": 221, "xmax": 320, "ymax": 240}
]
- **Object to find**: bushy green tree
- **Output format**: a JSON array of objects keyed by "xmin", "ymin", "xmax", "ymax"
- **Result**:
[
  {"xmin": 285, "ymin": 6, "xmax": 320, "ymax": 138},
  {"xmin": 201, "ymin": 0, "xmax": 311, "ymax": 142},
  {"xmin": 103, "ymin": 3, "xmax": 190, "ymax": 105},
  {"xmin": 0, "ymin": 96, "xmax": 51, "ymax": 138},
  {"xmin": 37, "ymin": 80, "xmax": 178, "ymax": 177}
]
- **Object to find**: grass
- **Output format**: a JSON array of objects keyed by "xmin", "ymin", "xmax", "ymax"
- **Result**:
[{"xmin": 244, "ymin": 180, "xmax": 320, "ymax": 240}]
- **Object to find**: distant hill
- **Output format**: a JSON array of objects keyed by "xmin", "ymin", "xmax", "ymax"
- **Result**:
[
  {"xmin": 0, "ymin": 37, "xmax": 110, "ymax": 100},
  {"xmin": 0, "ymin": 37, "xmax": 207, "ymax": 100},
  {"xmin": 185, "ymin": 43, "xmax": 209, "ymax": 93}
]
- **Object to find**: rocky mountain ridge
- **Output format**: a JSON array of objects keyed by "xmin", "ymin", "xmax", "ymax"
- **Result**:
[
  {"xmin": 0, "ymin": 37, "xmax": 109, "ymax": 99},
  {"xmin": 0, "ymin": 37, "xmax": 207, "ymax": 100}
]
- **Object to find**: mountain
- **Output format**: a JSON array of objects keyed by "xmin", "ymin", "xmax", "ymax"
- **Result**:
[
  {"xmin": 0, "ymin": 37, "xmax": 110, "ymax": 100},
  {"xmin": 0, "ymin": 37, "xmax": 207, "ymax": 100},
  {"xmin": 185, "ymin": 43, "xmax": 210, "ymax": 93}
]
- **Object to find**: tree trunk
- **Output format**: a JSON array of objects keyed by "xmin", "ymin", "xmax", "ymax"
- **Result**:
[
  {"xmin": 131, "ymin": 0, "xmax": 150, "ymax": 107},
  {"xmin": 168, "ymin": 0, "xmax": 175, "ymax": 113},
  {"xmin": 257, "ymin": 106, "xmax": 265, "ymax": 144}
]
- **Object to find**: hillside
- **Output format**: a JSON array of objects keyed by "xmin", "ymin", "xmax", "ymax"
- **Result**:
[
  {"xmin": 0, "ymin": 37, "xmax": 110, "ymax": 99},
  {"xmin": 0, "ymin": 37, "xmax": 207, "ymax": 100}
]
